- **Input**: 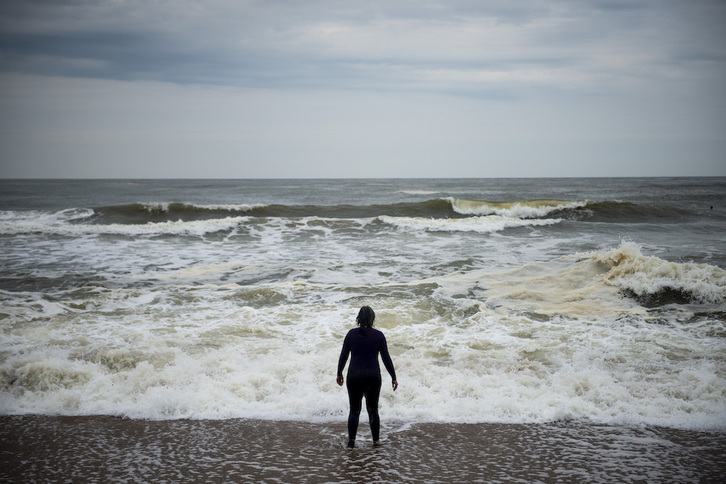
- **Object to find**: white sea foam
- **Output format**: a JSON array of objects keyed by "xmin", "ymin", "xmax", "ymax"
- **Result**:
[
  {"xmin": 0, "ymin": 208, "xmax": 95, "ymax": 226},
  {"xmin": 398, "ymin": 190, "xmax": 441, "ymax": 195},
  {"xmin": 140, "ymin": 202, "xmax": 171, "ymax": 212},
  {"xmin": 138, "ymin": 202, "xmax": 264, "ymax": 212},
  {"xmin": 2, "ymin": 251, "xmax": 724, "ymax": 428},
  {"xmin": 379, "ymin": 214, "xmax": 560, "ymax": 233},
  {"xmin": 0, "ymin": 214, "xmax": 248, "ymax": 236}
]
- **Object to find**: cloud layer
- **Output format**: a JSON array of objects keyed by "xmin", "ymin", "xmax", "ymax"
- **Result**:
[
  {"xmin": 1, "ymin": 0, "xmax": 725, "ymax": 177},
  {"xmin": 3, "ymin": 0, "xmax": 724, "ymax": 92}
]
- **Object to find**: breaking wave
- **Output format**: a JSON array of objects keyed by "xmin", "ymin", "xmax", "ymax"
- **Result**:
[
  {"xmin": 449, "ymin": 198, "xmax": 586, "ymax": 218},
  {"xmin": 593, "ymin": 242, "xmax": 726, "ymax": 306},
  {"xmin": 0, "ymin": 198, "xmax": 697, "ymax": 231}
]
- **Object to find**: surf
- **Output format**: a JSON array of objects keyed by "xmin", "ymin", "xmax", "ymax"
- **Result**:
[
  {"xmin": 449, "ymin": 198, "xmax": 587, "ymax": 218},
  {"xmin": 593, "ymin": 241, "xmax": 726, "ymax": 306},
  {"xmin": 378, "ymin": 214, "xmax": 561, "ymax": 233}
]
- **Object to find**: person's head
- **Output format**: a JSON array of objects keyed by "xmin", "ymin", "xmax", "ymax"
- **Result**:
[{"xmin": 356, "ymin": 306, "xmax": 375, "ymax": 328}]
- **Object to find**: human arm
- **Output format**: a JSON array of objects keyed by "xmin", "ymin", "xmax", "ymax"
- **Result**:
[
  {"xmin": 336, "ymin": 332, "xmax": 351, "ymax": 386},
  {"xmin": 379, "ymin": 334, "xmax": 397, "ymax": 390}
]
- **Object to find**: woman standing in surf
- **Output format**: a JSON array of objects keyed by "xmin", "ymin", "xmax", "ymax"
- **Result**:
[{"xmin": 337, "ymin": 306, "xmax": 398, "ymax": 448}]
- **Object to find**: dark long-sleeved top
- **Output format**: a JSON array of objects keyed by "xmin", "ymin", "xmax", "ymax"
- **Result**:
[{"xmin": 337, "ymin": 327, "xmax": 396, "ymax": 381}]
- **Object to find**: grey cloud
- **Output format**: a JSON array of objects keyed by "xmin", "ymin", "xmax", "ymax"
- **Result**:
[
  {"xmin": 0, "ymin": 30, "xmax": 261, "ymax": 85},
  {"xmin": 0, "ymin": 0, "xmax": 724, "ymax": 97}
]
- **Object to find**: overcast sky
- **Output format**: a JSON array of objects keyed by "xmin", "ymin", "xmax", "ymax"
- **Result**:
[{"xmin": 0, "ymin": 0, "xmax": 724, "ymax": 178}]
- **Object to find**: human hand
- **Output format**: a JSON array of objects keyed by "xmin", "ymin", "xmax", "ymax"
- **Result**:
[
  {"xmin": 392, "ymin": 380, "xmax": 398, "ymax": 391},
  {"xmin": 337, "ymin": 376, "xmax": 344, "ymax": 386}
]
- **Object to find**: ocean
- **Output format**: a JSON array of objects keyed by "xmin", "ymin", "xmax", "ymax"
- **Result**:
[{"xmin": 1, "ymin": 178, "xmax": 725, "ymax": 482}]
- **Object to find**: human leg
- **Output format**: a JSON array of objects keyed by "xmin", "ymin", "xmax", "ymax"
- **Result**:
[
  {"xmin": 346, "ymin": 378, "xmax": 364, "ymax": 447},
  {"xmin": 364, "ymin": 377, "xmax": 382, "ymax": 442}
]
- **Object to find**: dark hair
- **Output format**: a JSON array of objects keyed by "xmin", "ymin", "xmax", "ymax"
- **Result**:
[{"xmin": 356, "ymin": 306, "xmax": 375, "ymax": 329}]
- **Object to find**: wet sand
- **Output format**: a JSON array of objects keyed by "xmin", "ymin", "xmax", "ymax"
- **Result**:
[{"xmin": 1, "ymin": 416, "xmax": 724, "ymax": 483}]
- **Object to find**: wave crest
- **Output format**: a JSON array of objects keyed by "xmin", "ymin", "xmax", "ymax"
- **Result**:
[
  {"xmin": 449, "ymin": 198, "xmax": 586, "ymax": 218},
  {"xmin": 593, "ymin": 242, "xmax": 726, "ymax": 306}
]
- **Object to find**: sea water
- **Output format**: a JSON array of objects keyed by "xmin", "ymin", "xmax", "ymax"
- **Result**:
[{"xmin": 1, "ymin": 178, "xmax": 724, "ymax": 429}]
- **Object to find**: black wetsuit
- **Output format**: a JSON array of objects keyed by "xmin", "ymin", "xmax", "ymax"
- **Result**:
[{"xmin": 337, "ymin": 326, "xmax": 396, "ymax": 443}]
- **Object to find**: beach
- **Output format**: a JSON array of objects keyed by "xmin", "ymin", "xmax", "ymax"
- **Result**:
[{"xmin": 3, "ymin": 415, "xmax": 725, "ymax": 483}]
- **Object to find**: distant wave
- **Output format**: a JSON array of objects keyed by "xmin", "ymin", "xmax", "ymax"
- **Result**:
[
  {"xmin": 0, "ymin": 198, "xmax": 698, "ymax": 232},
  {"xmin": 77, "ymin": 200, "xmax": 458, "ymax": 224},
  {"xmin": 581, "ymin": 201, "xmax": 694, "ymax": 223},
  {"xmin": 84, "ymin": 199, "xmax": 648, "ymax": 223},
  {"xmin": 90, "ymin": 203, "xmax": 263, "ymax": 224},
  {"xmin": 449, "ymin": 198, "xmax": 586, "ymax": 218},
  {"xmin": 0, "ymin": 210, "xmax": 247, "ymax": 236}
]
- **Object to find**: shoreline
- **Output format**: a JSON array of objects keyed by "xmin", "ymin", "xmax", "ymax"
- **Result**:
[{"xmin": 2, "ymin": 415, "xmax": 724, "ymax": 483}]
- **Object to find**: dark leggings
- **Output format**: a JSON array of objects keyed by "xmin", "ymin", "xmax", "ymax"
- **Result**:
[{"xmin": 346, "ymin": 374, "xmax": 382, "ymax": 442}]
